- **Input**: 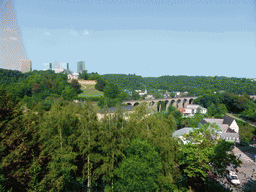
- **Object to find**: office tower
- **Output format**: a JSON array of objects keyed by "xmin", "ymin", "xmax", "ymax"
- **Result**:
[
  {"xmin": 77, "ymin": 61, "xmax": 85, "ymax": 74},
  {"xmin": 20, "ymin": 59, "xmax": 31, "ymax": 73}
]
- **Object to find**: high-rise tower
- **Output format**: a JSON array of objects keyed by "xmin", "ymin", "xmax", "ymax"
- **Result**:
[
  {"xmin": 77, "ymin": 61, "xmax": 85, "ymax": 74},
  {"xmin": 0, "ymin": 0, "xmax": 30, "ymax": 72}
]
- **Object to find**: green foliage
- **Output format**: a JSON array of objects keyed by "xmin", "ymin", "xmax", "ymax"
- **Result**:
[
  {"xmin": 125, "ymin": 103, "xmax": 181, "ymax": 191},
  {"xmin": 97, "ymin": 97, "xmax": 122, "ymax": 108},
  {"xmin": 94, "ymin": 76, "xmax": 107, "ymax": 92},
  {"xmin": 178, "ymin": 123, "xmax": 242, "ymax": 190},
  {"xmin": 207, "ymin": 103, "xmax": 228, "ymax": 118},
  {"xmin": 0, "ymin": 69, "xmax": 78, "ymax": 109},
  {"xmin": 114, "ymin": 137, "xmax": 162, "ymax": 192},
  {"xmin": 69, "ymin": 79, "xmax": 82, "ymax": 93},
  {"xmin": 76, "ymin": 95, "xmax": 103, "ymax": 101},
  {"xmin": 78, "ymin": 70, "xmax": 89, "ymax": 80},
  {"xmin": 0, "ymin": 68, "xmax": 25, "ymax": 87},
  {"xmin": 61, "ymin": 86, "xmax": 77, "ymax": 100},
  {"xmin": 235, "ymin": 119, "xmax": 255, "ymax": 142},
  {"xmin": 103, "ymin": 83, "xmax": 121, "ymax": 99},
  {"xmin": 165, "ymin": 105, "xmax": 183, "ymax": 128},
  {"xmin": 0, "ymin": 89, "xmax": 43, "ymax": 191},
  {"xmin": 130, "ymin": 90, "xmax": 141, "ymax": 100},
  {"xmin": 144, "ymin": 75, "xmax": 256, "ymax": 96},
  {"xmin": 102, "ymin": 73, "xmax": 145, "ymax": 91},
  {"xmin": 88, "ymin": 72, "xmax": 100, "ymax": 80}
]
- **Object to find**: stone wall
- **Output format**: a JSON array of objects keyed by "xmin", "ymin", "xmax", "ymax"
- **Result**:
[{"xmin": 78, "ymin": 80, "xmax": 97, "ymax": 85}]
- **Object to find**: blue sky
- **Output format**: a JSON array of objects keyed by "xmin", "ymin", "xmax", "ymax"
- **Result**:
[{"xmin": 3, "ymin": 0, "xmax": 256, "ymax": 78}]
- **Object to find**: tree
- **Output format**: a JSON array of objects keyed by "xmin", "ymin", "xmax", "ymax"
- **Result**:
[
  {"xmin": 70, "ymin": 79, "xmax": 82, "ymax": 94},
  {"xmin": 130, "ymin": 90, "xmax": 141, "ymax": 100},
  {"xmin": 79, "ymin": 70, "xmax": 89, "ymax": 80},
  {"xmin": 31, "ymin": 100, "xmax": 83, "ymax": 191},
  {"xmin": 0, "ymin": 89, "xmax": 44, "ymax": 191},
  {"xmin": 113, "ymin": 137, "xmax": 162, "ymax": 192},
  {"xmin": 103, "ymin": 83, "xmax": 120, "ymax": 99},
  {"xmin": 125, "ymin": 103, "xmax": 181, "ymax": 191},
  {"xmin": 165, "ymin": 105, "xmax": 183, "ymax": 129},
  {"xmin": 178, "ymin": 123, "xmax": 242, "ymax": 191},
  {"xmin": 207, "ymin": 103, "xmax": 228, "ymax": 118},
  {"xmin": 61, "ymin": 86, "xmax": 77, "ymax": 100},
  {"xmin": 95, "ymin": 77, "xmax": 107, "ymax": 92}
]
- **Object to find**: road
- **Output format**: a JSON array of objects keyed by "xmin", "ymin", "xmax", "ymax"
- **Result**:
[
  {"xmin": 216, "ymin": 145, "xmax": 256, "ymax": 192},
  {"xmin": 226, "ymin": 113, "xmax": 256, "ymax": 128}
]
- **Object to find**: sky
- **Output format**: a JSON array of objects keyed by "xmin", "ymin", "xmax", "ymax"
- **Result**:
[{"xmin": 1, "ymin": 0, "xmax": 256, "ymax": 78}]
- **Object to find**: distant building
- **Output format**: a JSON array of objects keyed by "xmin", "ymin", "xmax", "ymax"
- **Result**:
[
  {"xmin": 183, "ymin": 104, "xmax": 207, "ymax": 117},
  {"xmin": 77, "ymin": 61, "xmax": 85, "ymax": 74},
  {"xmin": 145, "ymin": 94, "xmax": 155, "ymax": 100},
  {"xmin": 135, "ymin": 89, "xmax": 147, "ymax": 96},
  {"xmin": 173, "ymin": 116, "xmax": 240, "ymax": 144},
  {"xmin": 178, "ymin": 108, "xmax": 186, "ymax": 115},
  {"xmin": 43, "ymin": 63, "xmax": 52, "ymax": 70},
  {"xmin": 68, "ymin": 73, "xmax": 79, "ymax": 80},
  {"xmin": 163, "ymin": 91, "xmax": 170, "ymax": 98},
  {"xmin": 199, "ymin": 116, "xmax": 240, "ymax": 143},
  {"xmin": 174, "ymin": 91, "xmax": 181, "ymax": 97},
  {"xmin": 20, "ymin": 59, "xmax": 32, "ymax": 73},
  {"xmin": 54, "ymin": 68, "xmax": 66, "ymax": 73},
  {"xmin": 139, "ymin": 90, "xmax": 147, "ymax": 96}
]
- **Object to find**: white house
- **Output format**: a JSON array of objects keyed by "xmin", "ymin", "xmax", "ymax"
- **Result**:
[
  {"xmin": 183, "ymin": 104, "xmax": 207, "ymax": 117},
  {"xmin": 135, "ymin": 89, "xmax": 147, "ymax": 96},
  {"xmin": 145, "ymin": 94, "xmax": 155, "ymax": 100},
  {"xmin": 199, "ymin": 116, "xmax": 240, "ymax": 143},
  {"xmin": 163, "ymin": 91, "xmax": 171, "ymax": 98},
  {"xmin": 173, "ymin": 116, "xmax": 240, "ymax": 144},
  {"xmin": 68, "ymin": 73, "xmax": 79, "ymax": 80},
  {"xmin": 173, "ymin": 91, "xmax": 181, "ymax": 97}
]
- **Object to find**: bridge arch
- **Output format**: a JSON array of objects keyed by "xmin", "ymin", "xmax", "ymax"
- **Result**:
[
  {"xmin": 134, "ymin": 102, "xmax": 140, "ymax": 107},
  {"xmin": 189, "ymin": 98, "xmax": 194, "ymax": 104},
  {"xmin": 157, "ymin": 101, "xmax": 164, "ymax": 112},
  {"xmin": 176, "ymin": 99, "xmax": 182, "ymax": 108},
  {"xmin": 164, "ymin": 100, "xmax": 169, "ymax": 111},
  {"xmin": 182, "ymin": 99, "xmax": 188, "ymax": 108}
]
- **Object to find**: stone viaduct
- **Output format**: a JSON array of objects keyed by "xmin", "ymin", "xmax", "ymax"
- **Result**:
[
  {"xmin": 123, "ymin": 96, "xmax": 197, "ymax": 112},
  {"xmin": 122, "ymin": 95, "xmax": 256, "ymax": 112}
]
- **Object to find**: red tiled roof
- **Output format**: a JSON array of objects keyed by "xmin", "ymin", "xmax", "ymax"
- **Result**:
[{"xmin": 178, "ymin": 108, "xmax": 186, "ymax": 114}]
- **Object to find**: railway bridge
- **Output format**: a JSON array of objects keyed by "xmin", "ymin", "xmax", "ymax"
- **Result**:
[{"xmin": 122, "ymin": 95, "xmax": 256, "ymax": 112}]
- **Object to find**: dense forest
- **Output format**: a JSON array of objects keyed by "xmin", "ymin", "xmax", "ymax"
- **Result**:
[
  {"xmin": 0, "ymin": 89, "xmax": 240, "ymax": 191},
  {"xmin": 101, "ymin": 74, "xmax": 256, "ymax": 96},
  {"xmin": 0, "ymin": 68, "xmax": 81, "ymax": 111}
]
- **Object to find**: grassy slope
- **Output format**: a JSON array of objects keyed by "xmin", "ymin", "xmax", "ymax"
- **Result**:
[{"xmin": 78, "ymin": 84, "xmax": 104, "ymax": 97}]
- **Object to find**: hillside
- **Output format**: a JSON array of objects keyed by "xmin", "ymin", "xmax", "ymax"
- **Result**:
[
  {"xmin": 77, "ymin": 80, "xmax": 104, "ymax": 97},
  {"xmin": 101, "ymin": 74, "xmax": 256, "ymax": 96}
]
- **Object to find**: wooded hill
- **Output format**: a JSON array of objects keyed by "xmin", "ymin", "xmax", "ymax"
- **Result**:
[{"xmin": 102, "ymin": 74, "xmax": 256, "ymax": 96}]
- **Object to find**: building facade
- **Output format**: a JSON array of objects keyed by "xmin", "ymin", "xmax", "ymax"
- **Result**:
[
  {"xmin": 20, "ymin": 59, "xmax": 32, "ymax": 73},
  {"xmin": 183, "ymin": 104, "xmax": 207, "ymax": 117},
  {"xmin": 77, "ymin": 61, "xmax": 85, "ymax": 74},
  {"xmin": 172, "ymin": 116, "xmax": 240, "ymax": 144}
]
